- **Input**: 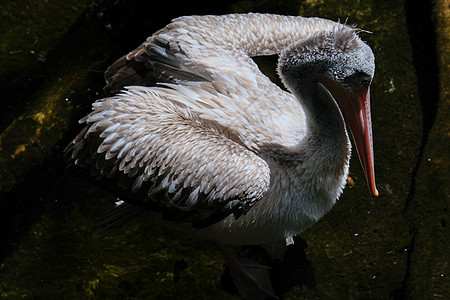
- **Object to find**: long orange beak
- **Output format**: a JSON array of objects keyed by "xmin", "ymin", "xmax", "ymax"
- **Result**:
[{"xmin": 318, "ymin": 77, "xmax": 379, "ymax": 197}]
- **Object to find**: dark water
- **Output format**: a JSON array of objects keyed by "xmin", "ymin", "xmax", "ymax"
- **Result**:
[{"xmin": 0, "ymin": 0, "xmax": 448, "ymax": 299}]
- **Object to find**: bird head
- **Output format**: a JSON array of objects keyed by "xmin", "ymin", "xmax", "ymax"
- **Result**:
[{"xmin": 278, "ymin": 27, "xmax": 378, "ymax": 197}]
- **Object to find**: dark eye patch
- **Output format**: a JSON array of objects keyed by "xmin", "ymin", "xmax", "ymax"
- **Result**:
[{"xmin": 344, "ymin": 71, "xmax": 371, "ymax": 87}]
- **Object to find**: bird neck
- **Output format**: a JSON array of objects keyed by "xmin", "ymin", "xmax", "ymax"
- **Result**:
[
  {"xmin": 308, "ymin": 83, "xmax": 346, "ymax": 135},
  {"xmin": 295, "ymin": 78, "xmax": 351, "ymax": 175}
]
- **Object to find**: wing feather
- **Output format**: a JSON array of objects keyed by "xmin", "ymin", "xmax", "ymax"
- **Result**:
[
  {"xmin": 103, "ymin": 14, "xmax": 306, "ymax": 151},
  {"xmin": 66, "ymin": 87, "xmax": 271, "ymax": 225}
]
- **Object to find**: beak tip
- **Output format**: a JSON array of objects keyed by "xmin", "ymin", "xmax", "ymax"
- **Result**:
[{"xmin": 372, "ymin": 187, "xmax": 379, "ymax": 198}]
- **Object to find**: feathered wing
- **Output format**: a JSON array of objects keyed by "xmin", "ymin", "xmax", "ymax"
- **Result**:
[
  {"xmin": 103, "ymin": 14, "xmax": 307, "ymax": 149},
  {"xmin": 104, "ymin": 33, "xmax": 213, "ymax": 95},
  {"xmin": 68, "ymin": 14, "xmax": 327, "ymax": 227},
  {"xmin": 66, "ymin": 87, "xmax": 271, "ymax": 227},
  {"xmin": 103, "ymin": 13, "xmax": 345, "ymax": 96},
  {"xmin": 103, "ymin": 24, "xmax": 264, "ymax": 96}
]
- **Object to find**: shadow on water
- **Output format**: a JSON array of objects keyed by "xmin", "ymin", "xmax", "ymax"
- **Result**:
[
  {"xmin": 403, "ymin": 0, "xmax": 439, "ymax": 210},
  {"xmin": 400, "ymin": 0, "xmax": 440, "ymax": 298},
  {"xmin": 0, "ymin": 150, "xmax": 76, "ymax": 260}
]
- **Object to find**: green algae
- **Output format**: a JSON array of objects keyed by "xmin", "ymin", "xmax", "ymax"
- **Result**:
[
  {"xmin": 0, "ymin": 178, "xmax": 232, "ymax": 299},
  {"xmin": 0, "ymin": 1, "xmax": 111, "ymax": 192},
  {"xmin": 0, "ymin": 0, "xmax": 448, "ymax": 299},
  {"xmin": 0, "ymin": 0, "xmax": 93, "ymax": 86}
]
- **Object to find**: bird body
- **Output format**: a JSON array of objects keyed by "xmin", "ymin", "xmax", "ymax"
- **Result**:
[{"xmin": 67, "ymin": 13, "xmax": 377, "ymax": 246}]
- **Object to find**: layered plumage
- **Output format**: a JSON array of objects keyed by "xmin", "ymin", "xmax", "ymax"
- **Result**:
[{"xmin": 66, "ymin": 13, "xmax": 377, "ymax": 245}]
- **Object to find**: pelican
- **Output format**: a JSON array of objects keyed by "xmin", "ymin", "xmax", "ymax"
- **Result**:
[{"xmin": 66, "ymin": 13, "xmax": 378, "ymax": 297}]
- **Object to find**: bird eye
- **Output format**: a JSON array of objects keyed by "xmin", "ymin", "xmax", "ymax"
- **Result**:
[
  {"xmin": 344, "ymin": 72, "xmax": 371, "ymax": 88},
  {"xmin": 359, "ymin": 76, "xmax": 371, "ymax": 87}
]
